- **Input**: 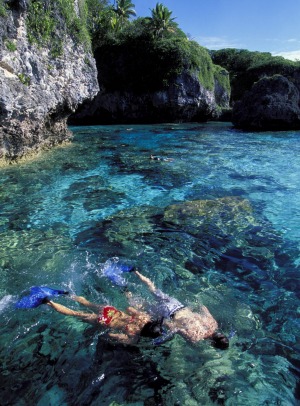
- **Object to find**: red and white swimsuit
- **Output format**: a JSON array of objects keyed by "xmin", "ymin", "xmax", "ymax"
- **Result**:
[{"xmin": 97, "ymin": 306, "xmax": 120, "ymax": 325}]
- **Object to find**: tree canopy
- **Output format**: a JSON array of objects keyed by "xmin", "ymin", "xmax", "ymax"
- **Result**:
[
  {"xmin": 146, "ymin": 2, "xmax": 177, "ymax": 38},
  {"xmin": 110, "ymin": 0, "xmax": 136, "ymax": 31}
]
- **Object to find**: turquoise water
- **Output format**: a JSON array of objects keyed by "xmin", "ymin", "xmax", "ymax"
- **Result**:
[{"xmin": 0, "ymin": 122, "xmax": 299, "ymax": 405}]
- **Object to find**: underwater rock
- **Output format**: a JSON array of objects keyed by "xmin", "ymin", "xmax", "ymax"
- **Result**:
[
  {"xmin": 0, "ymin": 227, "xmax": 72, "ymax": 287},
  {"xmin": 75, "ymin": 205, "xmax": 163, "ymax": 258},
  {"xmin": 163, "ymin": 196, "xmax": 257, "ymax": 236},
  {"xmin": 75, "ymin": 196, "xmax": 273, "ymax": 276},
  {"xmin": 83, "ymin": 189, "xmax": 126, "ymax": 212},
  {"xmin": 103, "ymin": 206, "xmax": 162, "ymax": 242}
]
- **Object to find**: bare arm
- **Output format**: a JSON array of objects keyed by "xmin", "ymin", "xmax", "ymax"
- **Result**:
[
  {"xmin": 134, "ymin": 270, "xmax": 157, "ymax": 292},
  {"xmin": 46, "ymin": 300, "xmax": 98, "ymax": 325},
  {"xmin": 108, "ymin": 332, "xmax": 136, "ymax": 345}
]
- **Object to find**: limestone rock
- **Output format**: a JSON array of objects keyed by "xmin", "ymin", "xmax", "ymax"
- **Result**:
[
  {"xmin": 70, "ymin": 68, "xmax": 230, "ymax": 125},
  {"xmin": 232, "ymin": 74, "xmax": 300, "ymax": 131},
  {"xmin": 0, "ymin": 1, "xmax": 99, "ymax": 161}
]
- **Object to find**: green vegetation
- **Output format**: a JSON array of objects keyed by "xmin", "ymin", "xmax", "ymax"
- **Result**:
[
  {"xmin": 96, "ymin": 19, "xmax": 217, "ymax": 93},
  {"xmin": 211, "ymin": 49, "xmax": 274, "ymax": 77},
  {"xmin": 112, "ymin": 0, "xmax": 136, "ymax": 30},
  {"xmin": 5, "ymin": 39, "xmax": 17, "ymax": 52},
  {"xmin": 0, "ymin": 0, "xmax": 7, "ymax": 17},
  {"xmin": 213, "ymin": 64, "xmax": 231, "ymax": 95},
  {"xmin": 26, "ymin": 1, "xmax": 56, "ymax": 45},
  {"xmin": 26, "ymin": 0, "xmax": 92, "ymax": 54},
  {"xmin": 18, "ymin": 73, "xmax": 31, "ymax": 86},
  {"xmin": 211, "ymin": 48, "xmax": 300, "ymax": 101},
  {"xmin": 146, "ymin": 2, "xmax": 177, "ymax": 38},
  {"xmin": 92, "ymin": 2, "xmax": 220, "ymax": 94},
  {"xmin": 58, "ymin": 0, "xmax": 90, "ymax": 45},
  {"xmin": 22, "ymin": 0, "xmax": 228, "ymax": 97}
]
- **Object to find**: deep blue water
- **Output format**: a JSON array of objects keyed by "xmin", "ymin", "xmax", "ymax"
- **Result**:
[{"xmin": 0, "ymin": 122, "xmax": 299, "ymax": 405}]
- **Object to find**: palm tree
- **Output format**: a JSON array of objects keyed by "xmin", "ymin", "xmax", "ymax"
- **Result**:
[
  {"xmin": 147, "ymin": 3, "xmax": 177, "ymax": 38},
  {"xmin": 113, "ymin": 0, "xmax": 136, "ymax": 27}
]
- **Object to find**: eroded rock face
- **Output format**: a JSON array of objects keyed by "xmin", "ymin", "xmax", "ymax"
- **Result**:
[
  {"xmin": 70, "ymin": 69, "xmax": 230, "ymax": 125},
  {"xmin": 0, "ymin": 1, "xmax": 99, "ymax": 161},
  {"xmin": 232, "ymin": 75, "xmax": 300, "ymax": 131}
]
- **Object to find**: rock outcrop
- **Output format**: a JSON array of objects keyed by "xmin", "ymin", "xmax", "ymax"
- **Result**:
[
  {"xmin": 70, "ymin": 39, "xmax": 230, "ymax": 125},
  {"xmin": 211, "ymin": 48, "xmax": 300, "ymax": 130},
  {"xmin": 71, "ymin": 69, "xmax": 230, "ymax": 124},
  {"xmin": 0, "ymin": 0, "xmax": 99, "ymax": 161},
  {"xmin": 232, "ymin": 75, "xmax": 300, "ymax": 131}
]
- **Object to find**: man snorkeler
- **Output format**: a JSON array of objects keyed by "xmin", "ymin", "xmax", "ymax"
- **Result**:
[{"xmin": 133, "ymin": 270, "xmax": 229, "ymax": 349}]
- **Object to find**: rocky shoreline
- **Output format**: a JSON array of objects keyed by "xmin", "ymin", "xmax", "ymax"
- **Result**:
[{"xmin": 1, "ymin": 1, "xmax": 299, "ymax": 163}]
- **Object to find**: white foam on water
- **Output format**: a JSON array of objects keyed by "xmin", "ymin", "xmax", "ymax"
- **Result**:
[{"xmin": 0, "ymin": 295, "xmax": 14, "ymax": 312}]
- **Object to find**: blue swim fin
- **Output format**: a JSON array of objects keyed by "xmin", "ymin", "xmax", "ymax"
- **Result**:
[
  {"xmin": 30, "ymin": 286, "xmax": 69, "ymax": 297},
  {"xmin": 103, "ymin": 259, "xmax": 134, "ymax": 287},
  {"xmin": 15, "ymin": 293, "xmax": 46, "ymax": 309},
  {"xmin": 118, "ymin": 264, "xmax": 135, "ymax": 273},
  {"xmin": 16, "ymin": 286, "xmax": 69, "ymax": 309}
]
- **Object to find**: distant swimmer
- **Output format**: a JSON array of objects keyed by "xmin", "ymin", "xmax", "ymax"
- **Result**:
[{"xmin": 150, "ymin": 154, "xmax": 174, "ymax": 162}]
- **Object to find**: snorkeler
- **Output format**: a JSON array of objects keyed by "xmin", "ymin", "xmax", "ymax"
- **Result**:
[
  {"xmin": 15, "ymin": 267, "xmax": 163, "ymax": 345},
  {"xmin": 45, "ymin": 294, "xmax": 161, "ymax": 345},
  {"xmin": 150, "ymin": 154, "xmax": 174, "ymax": 162},
  {"xmin": 16, "ymin": 269, "xmax": 228, "ymax": 349},
  {"xmin": 133, "ymin": 270, "xmax": 229, "ymax": 349}
]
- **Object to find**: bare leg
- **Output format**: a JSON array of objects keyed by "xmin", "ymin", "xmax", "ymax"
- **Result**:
[
  {"xmin": 46, "ymin": 300, "xmax": 98, "ymax": 325},
  {"xmin": 134, "ymin": 270, "xmax": 156, "ymax": 292}
]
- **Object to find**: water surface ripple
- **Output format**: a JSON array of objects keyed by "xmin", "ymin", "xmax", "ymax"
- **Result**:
[{"xmin": 0, "ymin": 123, "xmax": 299, "ymax": 405}]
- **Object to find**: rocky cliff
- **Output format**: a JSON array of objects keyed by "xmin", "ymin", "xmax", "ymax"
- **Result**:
[
  {"xmin": 232, "ymin": 75, "xmax": 300, "ymax": 131},
  {"xmin": 212, "ymin": 49, "xmax": 300, "ymax": 130},
  {"xmin": 0, "ymin": 0, "xmax": 99, "ymax": 161},
  {"xmin": 70, "ymin": 68, "xmax": 230, "ymax": 125},
  {"xmin": 70, "ymin": 32, "xmax": 230, "ymax": 125}
]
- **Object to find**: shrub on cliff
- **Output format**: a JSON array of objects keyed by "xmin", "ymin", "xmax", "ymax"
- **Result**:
[
  {"xmin": 0, "ymin": 0, "xmax": 7, "ymax": 17},
  {"xmin": 26, "ymin": 0, "xmax": 91, "ymax": 54}
]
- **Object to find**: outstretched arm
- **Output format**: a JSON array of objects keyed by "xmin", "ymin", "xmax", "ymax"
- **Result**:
[
  {"xmin": 108, "ymin": 332, "xmax": 136, "ymax": 345},
  {"xmin": 46, "ymin": 300, "xmax": 98, "ymax": 325},
  {"xmin": 134, "ymin": 270, "xmax": 157, "ymax": 293}
]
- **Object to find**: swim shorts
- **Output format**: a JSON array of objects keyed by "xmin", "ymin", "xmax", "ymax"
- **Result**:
[{"xmin": 152, "ymin": 289, "xmax": 185, "ymax": 319}]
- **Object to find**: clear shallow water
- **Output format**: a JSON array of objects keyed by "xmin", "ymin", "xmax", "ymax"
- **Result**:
[{"xmin": 0, "ymin": 123, "xmax": 299, "ymax": 405}]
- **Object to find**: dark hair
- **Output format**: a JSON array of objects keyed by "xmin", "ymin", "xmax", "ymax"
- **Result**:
[
  {"xmin": 140, "ymin": 319, "xmax": 163, "ymax": 339},
  {"xmin": 211, "ymin": 332, "xmax": 229, "ymax": 350}
]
